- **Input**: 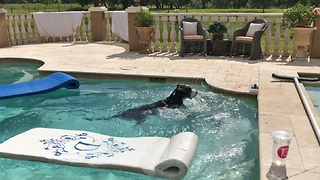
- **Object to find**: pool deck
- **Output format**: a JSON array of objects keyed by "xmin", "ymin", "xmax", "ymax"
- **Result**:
[{"xmin": 1, "ymin": 41, "xmax": 320, "ymax": 179}]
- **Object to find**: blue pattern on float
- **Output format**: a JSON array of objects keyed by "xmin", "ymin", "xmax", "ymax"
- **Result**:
[{"xmin": 40, "ymin": 132, "xmax": 135, "ymax": 159}]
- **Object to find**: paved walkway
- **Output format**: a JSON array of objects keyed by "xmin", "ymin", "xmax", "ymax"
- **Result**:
[{"xmin": 1, "ymin": 41, "xmax": 320, "ymax": 179}]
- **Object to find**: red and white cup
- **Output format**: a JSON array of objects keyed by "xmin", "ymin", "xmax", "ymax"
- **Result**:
[{"xmin": 271, "ymin": 131, "xmax": 293, "ymax": 166}]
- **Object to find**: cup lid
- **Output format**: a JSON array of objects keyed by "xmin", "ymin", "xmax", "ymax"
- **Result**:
[{"xmin": 272, "ymin": 131, "xmax": 293, "ymax": 140}]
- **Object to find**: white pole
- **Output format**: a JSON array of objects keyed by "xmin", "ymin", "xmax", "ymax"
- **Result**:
[{"xmin": 294, "ymin": 77, "xmax": 320, "ymax": 143}]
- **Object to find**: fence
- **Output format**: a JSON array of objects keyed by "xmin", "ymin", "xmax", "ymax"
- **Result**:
[{"xmin": 3, "ymin": 10, "xmax": 292, "ymax": 58}]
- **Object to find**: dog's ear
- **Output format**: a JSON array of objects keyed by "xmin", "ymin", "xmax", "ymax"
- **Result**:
[{"xmin": 176, "ymin": 84, "xmax": 181, "ymax": 88}]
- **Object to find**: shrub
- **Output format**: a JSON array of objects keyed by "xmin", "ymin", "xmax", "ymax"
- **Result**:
[
  {"xmin": 208, "ymin": 22, "xmax": 227, "ymax": 35},
  {"xmin": 134, "ymin": 7, "xmax": 155, "ymax": 27},
  {"xmin": 282, "ymin": 3, "xmax": 319, "ymax": 29}
]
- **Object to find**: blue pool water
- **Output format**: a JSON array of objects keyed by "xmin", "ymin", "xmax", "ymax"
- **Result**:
[
  {"xmin": 0, "ymin": 63, "xmax": 259, "ymax": 180},
  {"xmin": 305, "ymin": 85, "xmax": 320, "ymax": 116}
]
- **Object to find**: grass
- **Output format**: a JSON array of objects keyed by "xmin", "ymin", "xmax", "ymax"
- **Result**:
[
  {"xmin": 1, "ymin": 3, "xmax": 89, "ymax": 13},
  {"xmin": 150, "ymin": 8, "xmax": 284, "ymax": 13},
  {"xmin": 2, "ymin": 3, "xmax": 285, "ymax": 14}
]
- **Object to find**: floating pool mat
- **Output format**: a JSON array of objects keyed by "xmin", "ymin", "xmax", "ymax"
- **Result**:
[
  {"xmin": 0, "ymin": 128, "xmax": 198, "ymax": 180},
  {"xmin": 0, "ymin": 72, "xmax": 80, "ymax": 100}
]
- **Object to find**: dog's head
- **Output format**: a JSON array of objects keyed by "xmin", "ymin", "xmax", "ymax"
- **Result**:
[
  {"xmin": 175, "ymin": 84, "xmax": 197, "ymax": 99},
  {"xmin": 166, "ymin": 84, "xmax": 197, "ymax": 107}
]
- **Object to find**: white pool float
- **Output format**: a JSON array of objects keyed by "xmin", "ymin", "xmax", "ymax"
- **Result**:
[
  {"xmin": 14, "ymin": 71, "xmax": 33, "ymax": 84},
  {"xmin": 0, "ymin": 128, "xmax": 198, "ymax": 179}
]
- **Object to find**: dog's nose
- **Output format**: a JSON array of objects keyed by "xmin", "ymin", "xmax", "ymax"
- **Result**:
[{"xmin": 190, "ymin": 89, "xmax": 197, "ymax": 98}]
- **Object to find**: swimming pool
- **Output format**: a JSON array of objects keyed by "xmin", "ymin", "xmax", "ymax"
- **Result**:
[
  {"xmin": 305, "ymin": 85, "xmax": 320, "ymax": 116},
  {"xmin": 0, "ymin": 63, "xmax": 259, "ymax": 180}
]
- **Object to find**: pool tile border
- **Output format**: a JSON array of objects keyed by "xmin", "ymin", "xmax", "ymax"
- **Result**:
[{"xmin": 2, "ymin": 43, "xmax": 320, "ymax": 179}]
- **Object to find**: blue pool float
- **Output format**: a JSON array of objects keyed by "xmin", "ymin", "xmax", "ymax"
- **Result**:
[{"xmin": 0, "ymin": 72, "xmax": 80, "ymax": 100}]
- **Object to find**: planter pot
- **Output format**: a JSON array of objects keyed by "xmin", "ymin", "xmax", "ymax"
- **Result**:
[
  {"xmin": 0, "ymin": 8, "xmax": 7, "ymax": 13},
  {"xmin": 293, "ymin": 27, "xmax": 317, "ymax": 61},
  {"xmin": 135, "ymin": 26, "xmax": 155, "ymax": 54},
  {"xmin": 212, "ymin": 33, "xmax": 224, "ymax": 41}
]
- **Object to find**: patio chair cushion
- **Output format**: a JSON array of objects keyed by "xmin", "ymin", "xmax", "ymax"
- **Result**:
[
  {"xmin": 235, "ymin": 36, "xmax": 253, "ymax": 41},
  {"xmin": 183, "ymin": 35, "xmax": 204, "ymax": 40},
  {"xmin": 246, "ymin": 23, "xmax": 264, "ymax": 37},
  {"xmin": 182, "ymin": 21, "xmax": 198, "ymax": 35}
]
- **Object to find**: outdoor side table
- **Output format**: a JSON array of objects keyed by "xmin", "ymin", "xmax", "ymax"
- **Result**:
[{"xmin": 207, "ymin": 39, "xmax": 232, "ymax": 56}]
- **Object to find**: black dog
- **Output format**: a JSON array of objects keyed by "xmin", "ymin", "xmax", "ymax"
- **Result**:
[{"xmin": 86, "ymin": 84, "xmax": 197, "ymax": 123}]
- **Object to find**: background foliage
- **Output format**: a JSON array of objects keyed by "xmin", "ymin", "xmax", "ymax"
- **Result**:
[{"xmin": 1, "ymin": 0, "xmax": 320, "ymax": 11}]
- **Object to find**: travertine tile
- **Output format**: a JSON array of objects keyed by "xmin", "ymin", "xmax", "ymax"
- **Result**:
[
  {"xmin": 290, "ymin": 114, "xmax": 319, "ymax": 149},
  {"xmin": 288, "ymin": 171, "xmax": 320, "ymax": 180},
  {"xmin": 2, "ymin": 42, "xmax": 320, "ymax": 179},
  {"xmin": 259, "ymin": 111, "xmax": 294, "ymax": 134},
  {"xmin": 299, "ymin": 148, "xmax": 320, "ymax": 170}
]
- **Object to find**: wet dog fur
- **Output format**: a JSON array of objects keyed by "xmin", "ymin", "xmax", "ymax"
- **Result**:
[{"xmin": 86, "ymin": 84, "xmax": 197, "ymax": 124}]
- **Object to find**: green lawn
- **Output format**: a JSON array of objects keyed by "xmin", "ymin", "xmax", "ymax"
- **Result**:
[
  {"xmin": 1, "ymin": 3, "xmax": 284, "ymax": 14},
  {"xmin": 150, "ymin": 8, "xmax": 284, "ymax": 13},
  {"xmin": 1, "ymin": 3, "xmax": 88, "ymax": 13}
]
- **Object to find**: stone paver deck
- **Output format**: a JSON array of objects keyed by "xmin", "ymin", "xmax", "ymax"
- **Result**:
[{"xmin": 1, "ymin": 41, "xmax": 320, "ymax": 179}]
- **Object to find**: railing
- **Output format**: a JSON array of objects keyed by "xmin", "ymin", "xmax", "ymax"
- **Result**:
[
  {"xmin": 152, "ymin": 13, "xmax": 291, "ymax": 57},
  {"xmin": 4, "ymin": 11, "xmax": 292, "ymax": 58},
  {"xmin": 104, "ymin": 11, "xmax": 123, "ymax": 41},
  {"xmin": 5, "ymin": 11, "xmax": 91, "ymax": 45}
]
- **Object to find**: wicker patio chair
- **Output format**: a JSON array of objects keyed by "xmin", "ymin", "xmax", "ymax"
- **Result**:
[
  {"xmin": 179, "ymin": 18, "xmax": 207, "ymax": 57},
  {"xmin": 230, "ymin": 19, "xmax": 268, "ymax": 60}
]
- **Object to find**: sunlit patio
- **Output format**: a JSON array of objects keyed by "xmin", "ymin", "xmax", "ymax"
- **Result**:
[
  {"xmin": 1, "ymin": 41, "xmax": 320, "ymax": 179},
  {"xmin": 2, "ymin": 5, "xmax": 320, "ymax": 179}
]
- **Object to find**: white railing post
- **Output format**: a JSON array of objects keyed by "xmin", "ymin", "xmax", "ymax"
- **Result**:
[
  {"xmin": 26, "ymin": 14, "xmax": 34, "ymax": 43},
  {"xmin": 237, "ymin": 16, "xmax": 246, "ymax": 29},
  {"xmin": 14, "ymin": 15, "xmax": 22, "ymax": 45},
  {"xmin": 81, "ymin": 13, "xmax": 88, "ymax": 41},
  {"xmin": 8, "ymin": 15, "xmax": 15, "ymax": 45},
  {"xmin": 20, "ymin": 14, "xmax": 27, "ymax": 44},
  {"xmin": 154, "ymin": 15, "xmax": 161, "ymax": 52},
  {"xmin": 282, "ymin": 28, "xmax": 291, "ymax": 57},
  {"xmin": 169, "ymin": 15, "xmax": 177, "ymax": 53},
  {"xmin": 264, "ymin": 17, "xmax": 273, "ymax": 56},
  {"xmin": 86, "ymin": 12, "xmax": 92, "ymax": 41},
  {"xmin": 272, "ymin": 17, "xmax": 282, "ymax": 58},
  {"xmin": 5, "ymin": 15, "xmax": 11, "ymax": 46},
  {"xmin": 161, "ymin": 15, "xmax": 169, "ymax": 52},
  {"xmin": 177, "ymin": 15, "xmax": 184, "ymax": 53},
  {"xmin": 229, "ymin": 17, "xmax": 236, "ymax": 40},
  {"xmin": 220, "ymin": 16, "xmax": 228, "ymax": 39}
]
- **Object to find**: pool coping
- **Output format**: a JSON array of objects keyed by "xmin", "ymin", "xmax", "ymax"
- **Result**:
[{"xmin": 1, "ymin": 42, "xmax": 320, "ymax": 179}]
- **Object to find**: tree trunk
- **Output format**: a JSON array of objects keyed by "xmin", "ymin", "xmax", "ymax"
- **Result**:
[{"xmin": 202, "ymin": 0, "xmax": 206, "ymax": 9}]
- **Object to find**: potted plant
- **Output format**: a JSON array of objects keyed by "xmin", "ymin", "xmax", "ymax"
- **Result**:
[
  {"xmin": 134, "ymin": 7, "xmax": 155, "ymax": 54},
  {"xmin": 282, "ymin": 3, "xmax": 319, "ymax": 61},
  {"xmin": 208, "ymin": 22, "xmax": 227, "ymax": 41}
]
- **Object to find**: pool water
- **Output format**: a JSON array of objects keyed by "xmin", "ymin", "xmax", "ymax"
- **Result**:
[
  {"xmin": 0, "ymin": 63, "xmax": 259, "ymax": 180},
  {"xmin": 305, "ymin": 85, "xmax": 320, "ymax": 116}
]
